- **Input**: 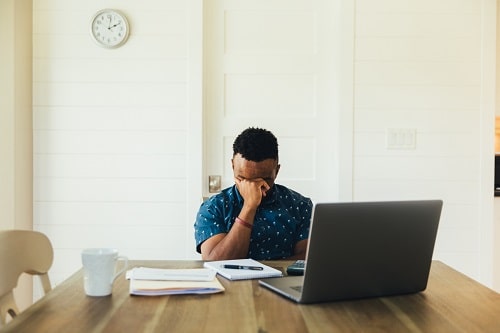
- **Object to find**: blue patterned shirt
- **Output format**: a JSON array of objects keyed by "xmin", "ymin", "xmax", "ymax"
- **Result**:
[{"xmin": 194, "ymin": 184, "xmax": 312, "ymax": 260}]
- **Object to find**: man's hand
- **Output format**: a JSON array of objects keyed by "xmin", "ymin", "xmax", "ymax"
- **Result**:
[{"xmin": 234, "ymin": 177, "xmax": 270, "ymax": 209}]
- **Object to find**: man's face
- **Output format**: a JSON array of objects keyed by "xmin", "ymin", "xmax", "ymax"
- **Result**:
[{"xmin": 232, "ymin": 153, "xmax": 280, "ymax": 189}]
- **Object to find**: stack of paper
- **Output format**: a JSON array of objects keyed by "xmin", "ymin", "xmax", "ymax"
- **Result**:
[{"xmin": 127, "ymin": 267, "xmax": 225, "ymax": 296}]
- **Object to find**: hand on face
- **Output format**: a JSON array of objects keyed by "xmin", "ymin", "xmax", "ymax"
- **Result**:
[
  {"xmin": 234, "ymin": 177, "xmax": 270, "ymax": 208},
  {"xmin": 232, "ymin": 154, "xmax": 279, "ymax": 209}
]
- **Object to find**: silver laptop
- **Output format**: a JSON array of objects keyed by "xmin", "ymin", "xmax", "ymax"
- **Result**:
[{"xmin": 259, "ymin": 200, "xmax": 443, "ymax": 304}]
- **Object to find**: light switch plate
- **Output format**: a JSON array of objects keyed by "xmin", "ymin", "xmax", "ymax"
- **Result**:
[
  {"xmin": 386, "ymin": 128, "xmax": 417, "ymax": 150},
  {"xmin": 209, "ymin": 175, "xmax": 221, "ymax": 193}
]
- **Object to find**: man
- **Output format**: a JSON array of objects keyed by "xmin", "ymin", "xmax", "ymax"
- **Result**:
[{"xmin": 194, "ymin": 127, "xmax": 313, "ymax": 260}]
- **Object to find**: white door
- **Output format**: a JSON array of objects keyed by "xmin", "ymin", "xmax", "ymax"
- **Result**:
[{"xmin": 203, "ymin": 0, "xmax": 351, "ymax": 202}]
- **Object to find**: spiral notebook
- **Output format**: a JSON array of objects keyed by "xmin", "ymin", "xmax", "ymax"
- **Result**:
[{"xmin": 204, "ymin": 258, "xmax": 283, "ymax": 280}]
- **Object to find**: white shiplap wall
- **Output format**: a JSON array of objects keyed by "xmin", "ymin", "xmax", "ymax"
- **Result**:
[
  {"xmin": 353, "ymin": 0, "xmax": 495, "ymax": 282},
  {"xmin": 31, "ymin": 0, "xmax": 497, "ymax": 290},
  {"xmin": 33, "ymin": 0, "xmax": 201, "ymax": 286}
]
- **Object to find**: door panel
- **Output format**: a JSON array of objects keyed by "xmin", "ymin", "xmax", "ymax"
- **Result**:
[{"xmin": 203, "ymin": 0, "xmax": 342, "ymax": 202}]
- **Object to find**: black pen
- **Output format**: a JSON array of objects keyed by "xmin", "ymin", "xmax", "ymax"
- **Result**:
[{"xmin": 223, "ymin": 264, "xmax": 264, "ymax": 271}]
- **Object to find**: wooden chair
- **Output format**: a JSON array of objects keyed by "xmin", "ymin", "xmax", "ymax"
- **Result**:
[{"xmin": 0, "ymin": 230, "xmax": 54, "ymax": 327}]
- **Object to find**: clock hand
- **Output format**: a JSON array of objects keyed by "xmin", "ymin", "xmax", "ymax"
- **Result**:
[{"xmin": 108, "ymin": 22, "xmax": 121, "ymax": 30}]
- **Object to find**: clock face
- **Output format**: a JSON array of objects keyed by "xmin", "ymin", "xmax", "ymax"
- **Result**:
[{"xmin": 91, "ymin": 9, "xmax": 129, "ymax": 48}]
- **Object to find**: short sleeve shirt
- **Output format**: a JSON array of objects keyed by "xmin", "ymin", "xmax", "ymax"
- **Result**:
[{"xmin": 194, "ymin": 184, "xmax": 313, "ymax": 260}]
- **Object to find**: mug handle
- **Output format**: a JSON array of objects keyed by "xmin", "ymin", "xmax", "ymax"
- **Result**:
[{"xmin": 112, "ymin": 256, "xmax": 128, "ymax": 282}]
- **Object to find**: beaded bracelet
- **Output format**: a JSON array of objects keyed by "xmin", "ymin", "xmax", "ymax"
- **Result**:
[{"xmin": 235, "ymin": 217, "xmax": 253, "ymax": 229}]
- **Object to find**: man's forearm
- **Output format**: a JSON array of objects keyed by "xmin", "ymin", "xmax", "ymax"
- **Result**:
[
  {"xmin": 202, "ymin": 206, "xmax": 257, "ymax": 260},
  {"xmin": 201, "ymin": 224, "xmax": 252, "ymax": 260}
]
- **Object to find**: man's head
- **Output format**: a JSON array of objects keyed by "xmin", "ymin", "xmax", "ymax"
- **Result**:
[
  {"xmin": 233, "ymin": 127, "xmax": 279, "ymax": 162},
  {"xmin": 232, "ymin": 127, "xmax": 280, "ymax": 190}
]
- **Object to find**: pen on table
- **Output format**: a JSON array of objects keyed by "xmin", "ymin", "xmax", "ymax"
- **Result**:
[{"xmin": 222, "ymin": 264, "xmax": 264, "ymax": 271}]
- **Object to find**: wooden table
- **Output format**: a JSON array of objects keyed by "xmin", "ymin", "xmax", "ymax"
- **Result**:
[{"xmin": 2, "ymin": 260, "xmax": 500, "ymax": 333}]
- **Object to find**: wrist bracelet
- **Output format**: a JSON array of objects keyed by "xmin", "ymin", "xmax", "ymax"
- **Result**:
[{"xmin": 235, "ymin": 217, "xmax": 253, "ymax": 229}]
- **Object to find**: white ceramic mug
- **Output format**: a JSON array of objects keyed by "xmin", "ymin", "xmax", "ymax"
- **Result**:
[{"xmin": 81, "ymin": 248, "xmax": 128, "ymax": 296}]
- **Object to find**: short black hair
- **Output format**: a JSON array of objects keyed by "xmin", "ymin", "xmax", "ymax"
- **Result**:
[{"xmin": 233, "ymin": 127, "xmax": 279, "ymax": 162}]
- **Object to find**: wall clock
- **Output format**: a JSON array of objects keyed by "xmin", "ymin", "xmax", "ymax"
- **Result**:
[{"xmin": 90, "ymin": 9, "xmax": 130, "ymax": 48}]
